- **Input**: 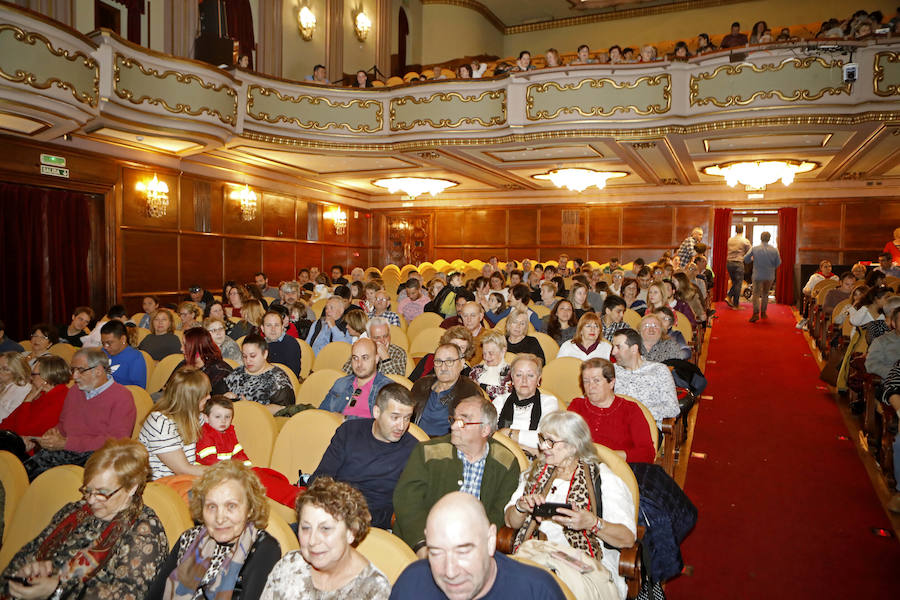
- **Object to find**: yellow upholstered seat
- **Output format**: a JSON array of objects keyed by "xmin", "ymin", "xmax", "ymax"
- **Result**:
[
  {"xmin": 408, "ymin": 327, "xmax": 446, "ymax": 359},
  {"xmin": 48, "ymin": 343, "xmax": 76, "ymax": 364},
  {"xmin": 140, "ymin": 350, "xmax": 156, "ymax": 383},
  {"xmin": 143, "ymin": 481, "xmax": 193, "ymax": 550},
  {"xmin": 266, "ymin": 508, "xmax": 300, "ymax": 554},
  {"xmin": 146, "ymin": 353, "xmax": 184, "ymax": 394},
  {"xmin": 0, "ymin": 451, "xmax": 28, "ymax": 545},
  {"xmin": 312, "ymin": 341, "xmax": 352, "ymax": 373},
  {"xmin": 0, "ymin": 465, "xmax": 83, "ymax": 571},
  {"xmin": 297, "ymin": 338, "xmax": 313, "ymax": 379},
  {"xmin": 491, "ymin": 431, "xmax": 530, "ymax": 472},
  {"xmin": 389, "ymin": 325, "xmax": 410, "ymax": 352},
  {"xmin": 298, "ymin": 369, "xmax": 345, "ymax": 407},
  {"xmin": 385, "ymin": 373, "xmax": 413, "ymax": 390},
  {"xmin": 232, "ymin": 399, "xmax": 278, "ymax": 467},
  {"xmin": 406, "ymin": 312, "xmax": 444, "ymax": 344},
  {"xmin": 273, "ymin": 363, "xmax": 302, "ymax": 403},
  {"xmin": 407, "ymin": 423, "xmax": 430, "ymax": 442},
  {"xmin": 270, "ymin": 409, "xmax": 344, "ymax": 481},
  {"xmin": 126, "ymin": 385, "xmax": 155, "ymax": 439},
  {"xmin": 540, "ymin": 357, "xmax": 583, "ymax": 408},
  {"xmin": 532, "ymin": 332, "xmax": 559, "ymax": 363},
  {"xmin": 623, "ymin": 309, "xmax": 642, "ymax": 330},
  {"xmin": 356, "ymin": 527, "xmax": 418, "ymax": 584}
]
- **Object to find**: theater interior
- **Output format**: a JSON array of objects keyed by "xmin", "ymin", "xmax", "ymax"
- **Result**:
[{"xmin": 0, "ymin": 0, "xmax": 899, "ymax": 597}]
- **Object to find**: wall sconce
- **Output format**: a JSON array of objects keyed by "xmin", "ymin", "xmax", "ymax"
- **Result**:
[
  {"xmin": 325, "ymin": 206, "xmax": 348, "ymax": 235},
  {"xmin": 354, "ymin": 10, "xmax": 371, "ymax": 42},
  {"xmin": 298, "ymin": 6, "xmax": 316, "ymax": 41},
  {"xmin": 230, "ymin": 185, "xmax": 258, "ymax": 221},
  {"xmin": 136, "ymin": 173, "xmax": 169, "ymax": 218}
]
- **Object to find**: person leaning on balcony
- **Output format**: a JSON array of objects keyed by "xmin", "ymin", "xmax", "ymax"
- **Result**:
[
  {"xmin": 545, "ymin": 47, "xmax": 564, "ymax": 67},
  {"xmin": 720, "ymin": 21, "xmax": 749, "ymax": 48},
  {"xmin": 696, "ymin": 33, "xmax": 717, "ymax": 54},
  {"xmin": 639, "ymin": 44, "xmax": 659, "ymax": 62},
  {"xmin": 510, "ymin": 50, "xmax": 537, "ymax": 72},
  {"xmin": 306, "ymin": 63, "xmax": 328, "ymax": 84},
  {"xmin": 570, "ymin": 44, "xmax": 597, "ymax": 65}
]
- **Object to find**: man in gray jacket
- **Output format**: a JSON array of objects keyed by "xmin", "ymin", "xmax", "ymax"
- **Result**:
[{"xmin": 744, "ymin": 231, "xmax": 781, "ymax": 322}]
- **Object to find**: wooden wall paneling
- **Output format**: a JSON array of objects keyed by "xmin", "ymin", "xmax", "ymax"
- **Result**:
[
  {"xmin": 508, "ymin": 208, "xmax": 539, "ymax": 247},
  {"xmin": 296, "ymin": 243, "xmax": 323, "ymax": 272},
  {"xmin": 674, "ymin": 206, "xmax": 712, "ymax": 246},
  {"xmin": 121, "ymin": 230, "xmax": 179, "ymax": 293},
  {"xmin": 622, "ymin": 206, "xmax": 672, "ymax": 247},
  {"xmin": 620, "ymin": 248, "xmax": 671, "ymax": 263},
  {"xmin": 538, "ymin": 207, "xmax": 563, "ymax": 246},
  {"xmin": 588, "ymin": 248, "xmax": 623, "ymax": 264},
  {"xmin": 181, "ymin": 235, "xmax": 224, "ymax": 291},
  {"xmin": 464, "ymin": 209, "xmax": 506, "ymax": 246},
  {"xmin": 179, "ymin": 176, "xmax": 193, "ymax": 231},
  {"xmin": 262, "ymin": 193, "xmax": 296, "ymax": 239},
  {"xmin": 262, "ymin": 240, "xmax": 296, "ymax": 283},
  {"xmin": 320, "ymin": 204, "xmax": 348, "ymax": 245},
  {"xmin": 508, "ymin": 248, "xmax": 539, "ymax": 262},
  {"xmin": 121, "ymin": 168, "xmax": 179, "ymax": 229},
  {"xmin": 842, "ymin": 202, "xmax": 877, "ymax": 254},
  {"xmin": 0, "ymin": 136, "xmax": 118, "ymax": 190},
  {"xmin": 347, "ymin": 208, "xmax": 371, "ymax": 248},
  {"xmin": 323, "ymin": 246, "xmax": 350, "ymax": 270},
  {"xmin": 587, "ymin": 206, "xmax": 621, "ymax": 246},
  {"xmin": 434, "ymin": 210, "xmax": 466, "ymax": 246},
  {"xmin": 295, "ymin": 201, "xmax": 309, "ymax": 241},
  {"xmin": 223, "ymin": 187, "xmax": 263, "ymax": 236},
  {"xmin": 797, "ymin": 204, "xmax": 842, "ymax": 250},
  {"xmin": 224, "ymin": 238, "xmax": 263, "ymax": 283}
]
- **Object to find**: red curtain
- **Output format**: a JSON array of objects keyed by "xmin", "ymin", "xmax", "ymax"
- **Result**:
[
  {"xmin": 225, "ymin": 0, "xmax": 255, "ymax": 68},
  {"xmin": 776, "ymin": 207, "xmax": 798, "ymax": 306},
  {"xmin": 712, "ymin": 207, "xmax": 733, "ymax": 302},
  {"xmin": 0, "ymin": 183, "xmax": 92, "ymax": 341}
]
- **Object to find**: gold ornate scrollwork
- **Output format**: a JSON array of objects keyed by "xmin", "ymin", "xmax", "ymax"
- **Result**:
[
  {"xmin": 246, "ymin": 85, "xmax": 383, "ymax": 133},
  {"xmin": 113, "ymin": 53, "xmax": 238, "ymax": 125},
  {"xmin": 389, "ymin": 89, "xmax": 507, "ymax": 131},
  {"xmin": 525, "ymin": 74, "xmax": 671, "ymax": 120},
  {"xmin": 689, "ymin": 56, "xmax": 850, "ymax": 107},
  {"xmin": 0, "ymin": 24, "xmax": 98, "ymax": 107},
  {"xmin": 873, "ymin": 51, "xmax": 900, "ymax": 97}
]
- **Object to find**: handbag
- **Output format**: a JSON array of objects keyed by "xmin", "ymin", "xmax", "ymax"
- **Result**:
[
  {"xmin": 819, "ymin": 349, "xmax": 843, "ymax": 386},
  {"xmin": 515, "ymin": 539, "xmax": 620, "ymax": 600}
]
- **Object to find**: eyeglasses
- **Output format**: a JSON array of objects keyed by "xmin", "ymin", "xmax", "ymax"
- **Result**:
[
  {"xmin": 207, "ymin": 327, "xmax": 225, "ymax": 333},
  {"xmin": 641, "ymin": 323, "xmax": 660, "ymax": 330},
  {"xmin": 348, "ymin": 387, "xmax": 362, "ymax": 408},
  {"xmin": 537, "ymin": 433, "xmax": 565, "ymax": 449},
  {"xmin": 448, "ymin": 416, "xmax": 484, "ymax": 428},
  {"xmin": 434, "ymin": 358, "xmax": 460, "ymax": 368},
  {"xmin": 70, "ymin": 365, "xmax": 96, "ymax": 375},
  {"xmin": 79, "ymin": 485, "xmax": 122, "ymax": 501},
  {"xmin": 30, "ymin": 333, "xmax": 48, "ymax": 340}
]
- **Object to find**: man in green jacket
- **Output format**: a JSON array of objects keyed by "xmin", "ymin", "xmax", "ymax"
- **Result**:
[{"xmin": 393, "ymin": 395, "xmax": 521, "ymax": 557}]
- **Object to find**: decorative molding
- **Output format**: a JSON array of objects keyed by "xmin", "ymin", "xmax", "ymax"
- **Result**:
[
  {"xmin": 420, "ymin": 0, "xmax": 505, "ymax": 33},
  {"xmin": 389, "ymin": 89, "xmax": 506, "ymax": 131},
  {"xmin": 113, "ymin": 53, "xmax": 238, "ymax": 125},
  {"xmin": 873, "ymin": 51, "xmax": 900, "ymax": 97},
  {"xmin": 525, "ymin": 74, "xmax": 671, "ymax": 120},
  {"xmin": 0, "ymin": 24, "xmax": 99, "ymax": 107},
  {"xmin": 689, "ymin": 57, "xmax": 850, "ymax": 108},
  {"xmin": 246, "ymin": 85, "xmax": 384, "ymax": 133}
]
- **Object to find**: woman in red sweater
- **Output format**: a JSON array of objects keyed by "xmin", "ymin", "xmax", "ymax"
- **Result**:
[
  {"xmin": 567, "ymin": 357, "xmax": 656, "ymax": 463},
  {"xmin": 0, "ymin": 355, "xmax": 70, "ymax": 452}
]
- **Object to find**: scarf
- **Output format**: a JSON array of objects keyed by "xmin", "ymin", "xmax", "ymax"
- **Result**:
[
  {"xmin": 513, "ymin": 461, "xmax": 604, "ymax": 558},
  {"xmin": 498, "ymin": 389, "xmax": 543, "ymax": 432},
  {"xmin": 163, "ymin": 524, "xmax": 259, "ymax": 600},
  {"xmin": 575, "ymin": 340, "xmax": 600, "ymax": 355},
  {"xmin": 36, "ymin": 500, "xmax": 140, "ymax": 588}
]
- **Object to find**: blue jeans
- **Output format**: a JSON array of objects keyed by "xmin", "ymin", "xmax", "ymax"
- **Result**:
[{"xmin": 726, "ymin": 261, "xmax": 744, "ymax": 305}]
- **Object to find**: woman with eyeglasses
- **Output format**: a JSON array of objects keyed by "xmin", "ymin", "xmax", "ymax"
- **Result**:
[
  {"xmin": 204, "ymin": 316, "xmax": 242, "ymax": 362},
  {"xmin": 1, "ymin": 438, "xmax": 167, "ymax": 600},
  {"xmin": 504, "ymin": 411, "xmax": 636, "ymax": 600},
  {"xmin": 651, "ymin": 307, "xmax": 691, "ymax": 360},
  {"xmin": 0, "ymin": 355, "xmax": 70, "ymax": 461},
  {"xmin": 638, "ymin": 314, "xmax": 683, "ymax": 363},
  {"xmin": 176, "ymin": 301, "xmax": 203, "ymax": 331},
  {"xmin": 23, "ymin": 324, "xmax": 59, "ymax": 368}
]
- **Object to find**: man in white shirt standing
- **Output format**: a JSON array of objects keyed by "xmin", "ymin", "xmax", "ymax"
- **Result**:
[{"xmin": 725, "ymin": 224, "xmax": 751, "ymax": 309}]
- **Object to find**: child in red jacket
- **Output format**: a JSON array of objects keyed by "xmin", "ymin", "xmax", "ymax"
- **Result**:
[{"xmin": 197, "ymin": 396, "xmax": 301, "ymax": 507}]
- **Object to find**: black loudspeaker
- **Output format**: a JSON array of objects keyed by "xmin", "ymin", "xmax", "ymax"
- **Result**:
[
  {"xmin": 195, "ymin": 0, "xmax": 234, "ymax": 67},
  {"xmin": 199, "ymin": 0, "xmax": 227, "ymax": 36}
]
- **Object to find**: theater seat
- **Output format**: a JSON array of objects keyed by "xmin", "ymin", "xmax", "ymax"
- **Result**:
[
  {"xmin": 312, "ymin": 341, "xmax": 352, "ymax": 373},
  {"xmin": 298, "ymin": 369, "xmax": 345, "ymax": 407},
  {"xmin": 532, "ymin": 332, "xmax": 559, "ymax": 363},
  {"xmin": 406, "ymin": 312, "xmax": 444, "ymax": 344},
  {"xmin": 297, "ymin": 338, "xmax": 313, "ymax": 379},
  {"xmin": 491, "ymin": 431, "xmax": 529, "ymax": 472},
  {"xmin": 356, "ymin": 527, "xmax": 418, "ymax": 584},
  {"xmin": 146, "ymin": 353, "xmax": 184, "ymax": 394},
  {"xmin": 232, "ymin": 399, "xmax": 278, "ymax": 467},
  {"xmin": 48, "ymin": 342, "xmax": 76, "ymax": 364},
  {"xmin": 0, "ymin": 465, "xmax": 83, "ymax": 571},
  {"xmin": 0, "ymin": 450, "xmax": 28, "ymax": 545},
  {"xmin": 143, "ymin": 481, "xmax": 192, "ymax": 550},
  {"xmin": 274, "ymin": 363, "xmax": 302, "ymax": 403},
  {"xmin": 126, "ymin": 385, "xmax": 155, "ymax": 439},
  {"xmin": 269, "ymin": 409, "xmax": 344, "ymax": 481},
  {"xmin": 266, "ymin": 507, "xmax": 300, "ymax": 553},
  {"xmin": 511, "ymin": 555, "xmax": 577, "ymax": 600},
  {"xmin": 540, "ymin": 357, "xmax": 583, "ymax": 408},
  {"xmin": 408, "ymin": 327, "xmax": 446, "ymax": 359},
  {"xmin": 385, "ymin": 373, "xmax": 413, "ymax": 390},
  {"xmin": 407, "ymin": 422, "xmax": 430, "ymax": 442}
]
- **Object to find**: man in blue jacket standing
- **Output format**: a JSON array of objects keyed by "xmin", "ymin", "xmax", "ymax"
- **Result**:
[{"xmin": 744, "ymin": 231, "xmax": 781, "ymax": 323}]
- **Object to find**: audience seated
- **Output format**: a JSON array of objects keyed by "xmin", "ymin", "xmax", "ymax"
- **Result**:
[
  {"xmin": 544, "ymin": 299, "xmax": 577, "ymax": 345},
  {"xmin": 409, "ymin": 325, "xmax": 474, "ymax": 382},
  {"xmin": 306, "ymin": 296, "xmax": 353, "ymax": 355},
  {"xmin": 611, "ymin": 328, "xmax": 679, "ymax": 427},
  {"xmin": 557, "ymin": 312, "xmax": 612, "ymax": 361},
  {"xmin": 224, "ymin": 335, "xmax": 294, "ymax": 413},
  {"xmin": 312, "ymin": 383, "xmax": 418, "ymax": 529},
  {"xmin": 0, "ymin": 351, "xmax": 32, "ymax": 426},
  {"xmin": 321, "ymin": 338, "xmax": 393, "ymax": 419},
  {"xmin": 178, "ymin": 327, "xmax": 233, "ymax": 395},
  {"xmin": 23, "ymin": 323, "xmax": 58, "ymax": 367},
  {"xmin": 139, "ymin": 309, "xmax": 182, "ymax": 361},
  {"xmin": 24, "ymin": 348, "xmax": 135, "ymax": 480},
  {"xmin": 865, "ymin": 306, "xmax": 900, "ymax": 378},
  {"xmin": 505, "ymin": 308, "xmax": 546, "ymax": 363},
  {"xmin": 261, "ymin": 310, "xmax": 302, "ymax": 378},
  {"xmin": 720, "ymin": 21, "xmax": 749, "ymax": 47},
  {"xmin": 101, "ymin": 320, "xmax": 146, "ymax": 387},
  {"xmin": 397, "ymin": 279, "xmax": 430, "ymax": 322},
  {"xmin": 469, "ymin": 330, "xmax": 512, "ymax": 402},
  {"xmin": 493, "ymin": 354, "xmax": 559, "ymax": 455},
  {"xmin": 571, "ymin": 44, "xmax": 598, "ymax": 65},
  {"xmin": 393, "ymin": 395, "xmax": 520, "ymax": 556},
  {"xmin": 0, "ymin": 355, "xmax": 69, "ymax": 460},
  {"xmin": 411, "ymin": 342, "xmax": 483, "ymax": 437},
  {"xmin": 176, "ymin": 301, "xmax": 203, "ymax": 330},
  {"xmin": 58, "ymin": 306, "xmax": 93, "ymax": 347}
]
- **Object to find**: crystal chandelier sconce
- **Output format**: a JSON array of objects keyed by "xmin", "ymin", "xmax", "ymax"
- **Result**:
[
  {"xmin": 298, "ymin": 6, "xmax": 316, "ymax": 41},
  {"xmin": 354, "ymin": 10, "xmax": 371, "ymax": 41},
  {"xmin": 533, "ymin": 168, "xmax": 628, "ymax": 192},
  {"xmin": 230, "ymin": 185, "xmax": 258, "ymax": 221},
  {"xmin": 137, "ymin": 174, "xmax": 169, "ymax": 218},
  {"xmin": 372, "ymin": 177, "xmax": 458, "ymax": 199},
  {"xmin": 326, "ymin": 207, "xmax": 348, "ymax": 235},
  {"xmin": 703, "ymin": 160, "xmax": 817, "ymax": 189}
]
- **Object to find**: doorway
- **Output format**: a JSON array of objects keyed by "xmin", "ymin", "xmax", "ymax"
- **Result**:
[{"xmin": 731, "ymin": 210, "xmax": 779, "ymax": 300}]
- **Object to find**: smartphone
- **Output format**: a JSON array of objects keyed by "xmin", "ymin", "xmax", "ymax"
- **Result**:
[
  {"xmin": 4, "ymin": 575, "xmax": 32, "ymax": 586},
  {"xmin": 532, "ymin": 502, "xmax": 572, "ymax": 518}
]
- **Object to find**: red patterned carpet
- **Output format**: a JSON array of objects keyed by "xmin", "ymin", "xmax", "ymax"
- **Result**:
[{"xmin": 666, "ymin": 302, "xmax": 900, "ymax": 599}]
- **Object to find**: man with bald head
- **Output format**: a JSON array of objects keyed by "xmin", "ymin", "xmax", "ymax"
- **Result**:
[
  {"xmin": 394, "ymin": 396, "xmax": 520, "ymax": 557},
  {"xmin": 390, "ymin": 492, "xmax": 565, "ymax": 599},
  {"xmin": 319, "ymin": 337, "xmax": 392, "ymax": 418}
]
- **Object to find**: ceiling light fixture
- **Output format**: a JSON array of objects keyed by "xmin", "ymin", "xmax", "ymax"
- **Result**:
[
  {"xmin": 354, "ymin": 10, "xmax": 371, "ymax": 41},
  {"xmin": 373, "ymin": 177, "xmax": 458, "ymax": 199},
  {"xmin": 533, "ymin": 168, "xmax": 628, "ymax": 192},
  {"xmin": 298, "ymin": 6, "xmax": 316, "ymax": 41},
  {"xmin": 230, "ymin": 184, "xmax": 258, "ymax": 221},
  {"xmin": 136, "ymin": 174, "xmax": 169, "ymax": 218},
  {"xmin": 703, "ymin": 160, "xmax": 817, "ymax": 189}
]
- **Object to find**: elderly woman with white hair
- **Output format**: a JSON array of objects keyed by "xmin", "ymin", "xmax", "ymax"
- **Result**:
[
  {"xmin": 468, "ymin": 330, "xmax": 511, "ymax": 401},
  {"xmin": 492, "ymin": 354, "xmax": 559, "ymax": 455}
]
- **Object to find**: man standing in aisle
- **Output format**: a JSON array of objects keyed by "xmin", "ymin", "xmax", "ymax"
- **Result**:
[
  {"xmin": 744, "ymin": 231, "xmax": 781, "ymax": 323},
  {"xmin": 725, "ymin": 225, "xmax": 751, "ymax": 308},
  {"xmin": 676, "ymin": 227, "xmax": 703, "ymax": 268}
]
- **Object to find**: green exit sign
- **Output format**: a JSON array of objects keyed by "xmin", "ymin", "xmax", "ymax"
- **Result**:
[{"xmin": 40, "ymin": 153, "xmax": 66, "ymax": 167}]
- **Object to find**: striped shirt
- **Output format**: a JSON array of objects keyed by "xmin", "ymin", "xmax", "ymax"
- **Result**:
[{"xmin": 139, "ymin": 411, "xmax": 196, "ymax": 480}]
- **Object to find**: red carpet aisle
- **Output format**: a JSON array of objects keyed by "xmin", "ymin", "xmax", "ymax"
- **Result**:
[{"xmin": 666, "ymin": 302, "xmax": 900, "ymax": 599}]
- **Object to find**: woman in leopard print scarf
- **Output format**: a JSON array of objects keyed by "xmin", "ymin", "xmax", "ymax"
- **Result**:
[{"xmin": 504, "ymin": 411, "xmax": 638, "ymax": 599}]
